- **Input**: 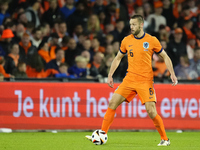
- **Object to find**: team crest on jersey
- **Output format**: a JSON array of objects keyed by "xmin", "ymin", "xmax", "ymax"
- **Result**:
[{"xmin": 143, "ymin": 42, "xmax": 149, "ymax": 49}]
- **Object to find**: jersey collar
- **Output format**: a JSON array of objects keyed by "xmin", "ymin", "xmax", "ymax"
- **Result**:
[{"xmin": 134, "ymin": 32, "xmax": 145, "ymax": 39}]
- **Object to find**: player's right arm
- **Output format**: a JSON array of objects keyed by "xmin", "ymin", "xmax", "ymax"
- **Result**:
[{"xmin": 107, "ymin": 51, "xmax": 125, "ymax": 88}]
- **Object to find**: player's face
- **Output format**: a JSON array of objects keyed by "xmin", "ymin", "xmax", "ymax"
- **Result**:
[{"xmin": 130, "ymin": 19, "xmax": 142, "ymax": 36}]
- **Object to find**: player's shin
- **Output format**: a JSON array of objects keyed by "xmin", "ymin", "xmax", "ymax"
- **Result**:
[
  {"xmin": 101, "ymin": 107, "xmax": 116, "ymax": 133},
  {"xmin": 152, "ymin": 114, "xmax": 168, "ymax": 140}
]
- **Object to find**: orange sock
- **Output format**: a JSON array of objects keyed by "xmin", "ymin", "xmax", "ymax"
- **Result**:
[
  {"xmin": 101, "ymin": 107, "xmax": 116, "ymax": 133},
  {"xmin": 152, "ymin": 114, "xmax": 168, "ymax": 140}
]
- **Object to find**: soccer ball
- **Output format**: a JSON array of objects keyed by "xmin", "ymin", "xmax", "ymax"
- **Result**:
[{"xmin": 91, "ymin": 130, "xmax": 108, "ymax": 145}]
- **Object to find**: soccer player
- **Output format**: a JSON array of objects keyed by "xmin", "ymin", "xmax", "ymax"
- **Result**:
[{"xmin": 86, "ymin": 14, "xmax": 178, "ymax": 146}]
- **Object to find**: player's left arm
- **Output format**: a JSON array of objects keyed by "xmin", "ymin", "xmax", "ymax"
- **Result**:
[{"xmin": 158, "ymin": 50, "xmax": 178, "ymax": 86}]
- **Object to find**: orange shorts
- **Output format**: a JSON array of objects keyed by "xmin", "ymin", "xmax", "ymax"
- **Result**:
[{"xmin": 114, "ymin": 79, "xmax": 156, "ymax": 104}]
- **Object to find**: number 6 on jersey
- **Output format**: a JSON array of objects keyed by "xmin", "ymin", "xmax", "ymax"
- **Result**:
[{"xmin": 130, "ymin": 49, "xmax": 133, "ymax": 57}]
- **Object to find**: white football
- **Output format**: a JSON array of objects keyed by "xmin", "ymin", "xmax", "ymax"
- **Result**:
[{"xmin": 91, "ymin": 130, "xmax": 108, "ymax": 145}]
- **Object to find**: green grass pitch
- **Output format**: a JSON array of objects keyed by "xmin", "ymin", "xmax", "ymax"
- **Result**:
[{"xmin": 0, "ymin": 131, "xmax": 199, "ymax": 150}]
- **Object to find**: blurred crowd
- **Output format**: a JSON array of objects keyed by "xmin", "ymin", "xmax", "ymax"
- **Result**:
[{"xmin": 0, "ymin": 0, "xmax": 200, "ymax": 81}]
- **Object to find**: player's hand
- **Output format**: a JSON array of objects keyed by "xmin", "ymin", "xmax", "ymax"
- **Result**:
[
  {"xmin": 107, "ymin": 76, "xmax": 114, "ymax": 88},
  {"xmin": 9, "ymin": 75, "xmax": 15, "ymax": 78},
  {"xmin": 171, "ymin": 74, "xmax": 178, "ymax": 86}
]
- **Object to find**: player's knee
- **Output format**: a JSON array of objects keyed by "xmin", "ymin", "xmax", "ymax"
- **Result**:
[
  {"xmin": 108, "ymin": 94, "xmax": 125, "ymax": 110},
  {"xmin": 146, "ymin": 108, "xmax": 156, "ymax": 119},
  {"xmin": 108, "ymin": 100, "xmax": 117, "ymax": 110},
  {"xmin": 145, "ymin": 102, "xmax": 157, "ymax": 119}
]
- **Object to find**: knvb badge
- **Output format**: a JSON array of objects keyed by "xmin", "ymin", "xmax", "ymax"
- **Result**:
[
  {"xmin": 143, "ymin": 42, "xmax": 149, "ymax": 49},
  {"xmin": 143, "ymin": 42, "xmax": 149, "ymax": 51}
]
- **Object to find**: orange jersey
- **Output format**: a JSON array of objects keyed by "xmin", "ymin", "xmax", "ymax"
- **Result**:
[{"xmin": 120, "ymin": 33, "xmax": 162, "ymax": 82}]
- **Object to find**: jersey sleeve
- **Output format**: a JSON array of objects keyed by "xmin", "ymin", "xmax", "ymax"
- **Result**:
[
  {"xmin": 119, "ymin": 38, "xmax": 127, "ymax": 54},
  {"xmin": 152, "ymin": 36, "xmax": 163, "ymax": 54}
]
